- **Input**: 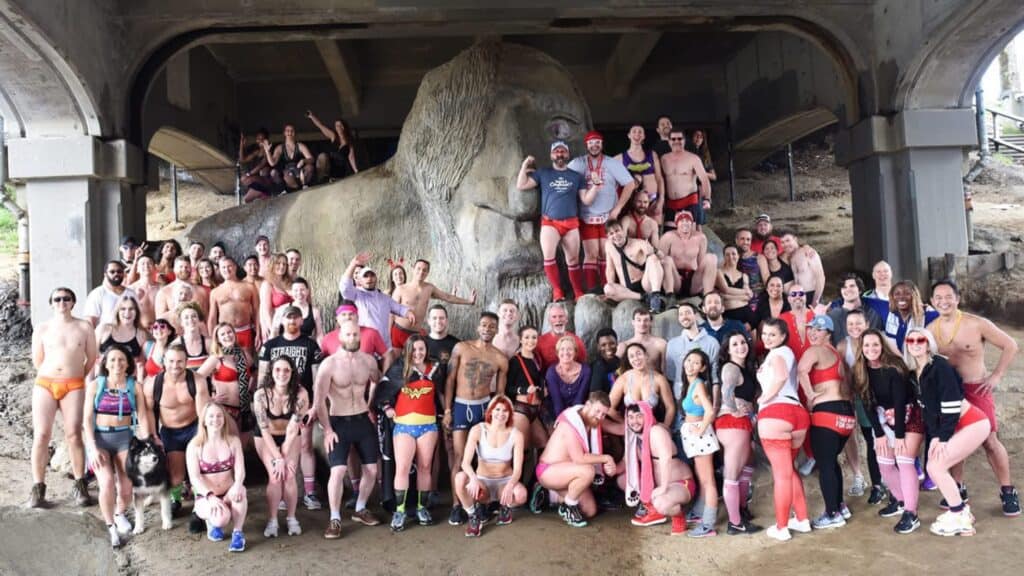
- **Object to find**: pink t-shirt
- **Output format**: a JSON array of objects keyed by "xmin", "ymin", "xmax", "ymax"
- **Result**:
[{"xmin": 322, "ymin": 326, "xmax": 387, "ymax": 358}]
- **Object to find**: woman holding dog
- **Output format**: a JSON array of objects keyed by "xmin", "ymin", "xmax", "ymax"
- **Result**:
[
  {"xmin": 186, "ymin": 402, "xmax": 249, "ymax": 552},
  {"xmin": 82, "ymin": 343, "xmax": 152, "ymax": 548}
]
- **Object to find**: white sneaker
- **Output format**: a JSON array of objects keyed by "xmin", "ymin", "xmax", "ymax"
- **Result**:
[
  {"xmin": 108, "ymin": 525, "xmax": 122, "ymax": 548},
  {"xmin": 286, "ymin": 517, "xmax": 302, "ymax": 536},
  {"xmin": 263, "ymin": 520, "xmax": 279, "ymax": 538},
  {"xmin": 847, "ymin": 475, "xmax": 866, "ymax": 497},
  {"xmin": 113, "ymin": 513, "xmax": 133, "ymax": 535},
  {"xmin": 787, "ymin": 516, "xmax": 812, "ymax": 533},
  {"xmin": 766, "ymin": 525, "xmax": 792, "ymax": 541},
  {"xmin": 930, "ymin": 510, "xmax": 975, "ymax": 537}
]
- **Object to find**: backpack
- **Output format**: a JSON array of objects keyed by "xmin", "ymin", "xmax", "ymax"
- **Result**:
[
  {"xmin": 94, "ymin": 375, "xmax": 138, "ymax": 429},
  {"xmin": 152, "ymin": 371, "xmax": 197, "ymax": 428}
]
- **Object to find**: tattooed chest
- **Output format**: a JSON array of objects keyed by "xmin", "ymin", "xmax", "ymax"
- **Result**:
[{"xmin": 463, "ymin": 359, "xmax": 497, "ymax": 390}]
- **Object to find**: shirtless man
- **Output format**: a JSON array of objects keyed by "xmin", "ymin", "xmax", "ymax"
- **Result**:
[
  {"xmin": 315, "ymin": 321, "xmax": 383, "ymax": 538},
  {"xmin": 391, "ymin": 259, "xmax": 476, "ymax": 350},
  {"xmin": 130, "ymin": 256, "xmax": 161, "ymax": 329},
  {"xmin": 622, "ymin": 191, "xmax": 660, "ymax": 245},
  {"xmin": 616, "ymin": 308, "xmax": 667, "ymax": 373},
  {"xmin": 29, "ymin": 288, "xmax": 98, "ymax": 508},
  {"xmin": 615, "ymin": 125, "xmax": 666, "ymax": 225},
  {"xmin": 144, "ymin": 345, "xmax": 209, "ymax": 531},
  {"xmin": 779, "ymin": 232, "xmax": 826, "ymax": 309},
  {"xmin": 492, "ymin": 299, "xmax": 521, "ymax": 358},
  {"xmin": 617, "ymin": 402, "xmax": 696, "ymax": 534},
  {"xmin": 255, "ymin": 235, "xmax": 272, "ymax": 277},
  {"xmin": 604, "ymin": 219, "xmax": 667, "ymax": 313},
  {"xmin": 659, "ymin": 211, "xmax": 717, "ymax": 297},
  {"xmin": 569, "ymin": 131, "xmax": 637, "ymax": 293},
  {"xmin": 927, "ymin": 280, "xmax": 1020, "ymax": 515},
  {"xmin": 442, "ymin": 312, "xmax": 509, "ymax": 525},
  {"xmin": 535, "ymin": 391, "xmax": 615, "ymax": 527},
  {"xmin": 660, "ymin": 130, "xmax": 711, "ymax": 229},
  {"xmin": 155, "ymin": 256, "xmax": 208, "ymax": 319},
  {"xmin": 208, "ymin": 257, "xmax": 260, "ymax": 353}
]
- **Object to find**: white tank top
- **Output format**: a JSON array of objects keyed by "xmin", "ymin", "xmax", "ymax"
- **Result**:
[{"xmin": 758, "ymin": 345, "xmax": 800, "ymax": 407}]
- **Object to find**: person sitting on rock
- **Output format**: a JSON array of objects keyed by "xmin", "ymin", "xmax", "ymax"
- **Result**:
[
  {"xmin": 603, "ymin": 219, "xmax": 667, "ymax": 314},
  {"xmin": 659, "ymin": 211, "xmax": 717, "ymax": 298},
  {"xmin": 262, "ymin": 124, "xmax": 316, "ymax": 192}
]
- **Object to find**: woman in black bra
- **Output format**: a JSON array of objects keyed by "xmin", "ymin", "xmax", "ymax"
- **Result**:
[
  {"xmin": 95, "ymin": 294, "xmax": 148, "ymax": 377},
  {"xmin": 716, "ymin": 245, "xmax": 756, "ymax": 328},
  {"xmin": 507, "ymin": 326, "xmax": 548, "ymax": 453},
  {"xmin": 757, "ymin": 239, "xmax": 794, "ymax": 292}
]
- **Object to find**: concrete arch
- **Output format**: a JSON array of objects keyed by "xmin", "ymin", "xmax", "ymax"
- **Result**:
[
  {"xmin": 0, "ymin": 1, "xmax": 101, "ymax": 138},
  {"xmin": 897, "ymin": 0, "xmax": 1024, "ymax": 109},
  {"xmin": 148, "ymin": 127, "xmax": 236, "ymax": 194}
]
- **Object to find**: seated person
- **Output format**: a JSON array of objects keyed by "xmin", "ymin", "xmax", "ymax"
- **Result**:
[
  {"xmin": 603, "ymin": 219, "xmax": 667, "ymax": 314},
  {"xmin": 262, "ymin": 124, "xmax": 316, "ymax": 192},
  {"xmin": 307, "ymin": 111, "xmax": 360, "ymax": 181},
  {"xmin": 659, "ymin": 211, "xmax": 717, "ymax": 297}
]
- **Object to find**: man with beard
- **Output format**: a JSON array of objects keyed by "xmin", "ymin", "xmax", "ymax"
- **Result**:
[
  {"xmin": 208, "ymin": 257, "xmax": 261, "ymax": 352},
  {"xmin": 534, "ymin": 392, "xmax": 616, "ymax": 527},
  {"xmin": 750, "ymin": 213, "xmax": 782, "ymax": 254},
  {"xmin": 589, "ymin": 328, "xmax": 620, "ymax": 394},
  {"xmin": 616, "ymin": 308, "xmax": 667, "ymax": 373},
  {"xmin": 700, "ymin": 292, "xmax": 751, "ymax": 344},
  {"xmin": 155, "ymin": 257, "xmax": 208, "ymax": 319},
  {"xmin": 425, "ymin": 303, "xmax": 461, "ymax": 505},
  {"xmin": 735, "ymin": 228, "xmax": 764, "ymax": 296},
  {"xmin": 779, "ymin": 232, "xmax": 826, "ymax": 309},
  {"xmin": 339, "ymin": 252, "xmax": 415, "ymax": 349},
  {"xmin": 286, "ymin": 249, "xmax": 302, "ymax": 278},
  {"xmin": 927, "ymin": 280, "xmax": 1020, "ymax": 516},
  {"xmin": 85, "ymin": 261, "xmax": 137, "ymax": 326},
  {"xmin": 604, "ymin": 219, "xmax": 667, "ymax": 314},
  {"xmin": 779, "ymin": 283, "xmax": 814, "ymax": 362},
  {"xmin": 622, "ymin": 190, "xmax": 660, "ymax": 245},
  {"xmin": 129, "ymin": 256, "xmax": 161, "ymax": 329},
  {"xmin": 826, "ymin": 273, "xmax": 881, "ymax": 345},
  {"xmin": 618, "ymin": 402, "xmax": 697, "ymax": 534},
  {"xmin": 652, "ymin": 115, "xmax": 674, "ymax": 157},
  {"xmin": 537, "ymin": 303, "xmax": 587, "ymax": 369},
  {"xmin": 659, "ymin": 211, "xmax": 718, "ymax": 298},
  {"xmin": 321, "ymin": 301, "xmax": 388, "ymax": 360},
  {"xmin": 660, "ymin": 130, "xmax": 711, "ymax": 228},
  {"xmin": 569, "ymin": 131, "xmax": 637, "ymax": 292},
  {"xmin": 665, "ymin": 303, "xmax": 721, "ymax": 456},
  {"xmin": 442, "ymin": 312, "xmax": 509, "ymax": 525},
  {"xmin": 255, "ymin": 235, "xmax": 272, "ymax": 276},
  {"xmin": 390, "ymin": 259, "xmax": 476, "ymax": 350},
  {"xmin": 518, "ymin": 141, "xmax": 598, "ymax": 301},
  {"xmin": 316, "ymin": 321, "xmax": 384, "ymax": 537},
  {"xmin": 492, "ymin": 299, "xmax": 521, "ymax": 358}
]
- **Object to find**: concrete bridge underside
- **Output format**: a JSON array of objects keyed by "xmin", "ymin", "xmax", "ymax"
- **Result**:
[{"xmin": 1, "ymin": 0, "xmax": 1023, "ymax": 323}]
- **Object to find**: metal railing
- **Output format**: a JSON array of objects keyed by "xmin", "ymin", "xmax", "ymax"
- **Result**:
[{"xmin": 986, "ymin": 106, "xmax": 1024, "ymax": 155}]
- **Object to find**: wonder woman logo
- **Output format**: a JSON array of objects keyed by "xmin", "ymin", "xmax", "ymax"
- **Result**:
[{"xmin": 401, "ymin": 386, "xmax": 432, "ymax": 399}]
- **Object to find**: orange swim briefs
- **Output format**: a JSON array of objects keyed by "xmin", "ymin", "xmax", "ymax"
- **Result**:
[{"xmin": 35, "ymin": 376, "xmax": 86, "ymax": 401}]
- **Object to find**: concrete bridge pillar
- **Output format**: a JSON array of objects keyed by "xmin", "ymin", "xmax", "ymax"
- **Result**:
[
  {"xmin": 6, "ymin": 136, "xmax": 144, "ymax": 324},
  {"xmin": 836, "ymin": 108, "xmax": 977, "ymax": 287}
]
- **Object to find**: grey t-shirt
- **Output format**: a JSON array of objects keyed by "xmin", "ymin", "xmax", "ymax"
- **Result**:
[{"xmin": 569, "ymin": 154, "xmax": 634, "ymax": 219}]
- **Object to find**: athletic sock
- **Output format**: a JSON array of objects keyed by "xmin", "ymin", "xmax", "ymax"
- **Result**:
[
  {"xmin": 582, "ymin": 263, "xmax": 599, "ymax": 292},
  {"xmin": 950, "ymin": 502, "xmax": 966, "ymax": 513},
  {"xmin": 395, "ymin": 490, "xmax": 407, "ymax": 514},
  {"xmin": 691, "ymin": 493, "xmax": 705, "ymax": 517},
  {"xmin": 303, "ymin": 476, "xmax": 315, "ymax": 496},
  {"xmin": 564, "ymin": 496, "xmax": 579, "ymax": 506},
  {"xmin": 1002, "ymin": 485, "xmax": 1016, "ymax": 494},
  {"xmin": 878, "ymin": 456, "xmax": 903, "ymax": 502},
  {"xmin": 567, "ymin": 264, "xmax": 585, "ymax": 298},
  {"xmin": 723, "ymin": 480, "xmax": 742, "ymax": 525},
  {"xmin": 762, "ymin": 437, "xmax": 795, "ymax": 529},
  {"xmin": 701, "ymin": 504, "xmax": 718, "ymax": 528},
  {"xmin": 544, "ymin": 259, "xmax": 564, "ymax": 300},
  {"xmin": 417, "ymin": 491, "xmax": 428, "ymax": 510},
  {"xmin": 896, "ymin": 456, "xmax": 920, "ymax": 512},
  {"xmin": 170, "ymin": 484, "xmax": 183, "ymax": 504},
  {"xmin": 356, "ymin": 493, "xmax": 369, "ymax": 512},
  {"xmin": 596, "ymin": 259, "xmax": 607, "ymax": 285},
  {"xmin": 330, "ymin": 511, "xmax": 341, "ymax": 521}
]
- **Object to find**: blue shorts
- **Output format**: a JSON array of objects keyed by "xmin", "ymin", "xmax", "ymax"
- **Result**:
[
  {"xmin": 394, "ymin": 422, "xmax": 438, "ymax": 439},
  {"xmin": 159, "ymin": 421, "xmax": 198, "ymax": 453},
  {"xmin": 452, "ymin": 397, "xmax": 490, "ymax": 431}
]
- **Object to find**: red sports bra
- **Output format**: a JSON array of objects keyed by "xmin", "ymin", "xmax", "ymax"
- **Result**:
[
  {"xmin": 212, "ymin": 358, "xmax": 239, "ymax": 382},
  {"xmin": 809, "ymin": 348, "xmax": 843, "ymax": 387},
  {"xmin": 144, "ymin": 344, "xmax": 164, "ymax": 377},
  {"xmin": 270, "ymin": 285, "xmax": 293, "ymax": 308}
]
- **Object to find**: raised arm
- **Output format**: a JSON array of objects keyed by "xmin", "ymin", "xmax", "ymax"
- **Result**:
[
  {"xmin": 307, "ymin": 111, "xmax": 336, "ymax": 142},
  {"xmin": 431, "ymin": 284, "xmax": 476, "ymax": 306},
  {"xmin": 516, "ymin": 156, "xmax": 538, "ymax": 191}
]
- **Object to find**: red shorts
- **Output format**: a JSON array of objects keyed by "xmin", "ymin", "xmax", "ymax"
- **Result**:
[
  {"xmin": 580, "ymin": 221, "xmax": 607, "ymax": 241},
  {"xmin": 672, "ymin": 477, "xmax": 697, "ymax": 500},
  {"xmin": 541, "ymin": 216, "xmax": 580, "ymax": 237},
  {"xmin": 810, "ymin": 411, "xmax": 856, "ymax": 437},
  {"xmin": 391, "ymin": 324, "xmax": 425, "ymax": 351},
  {"xmin": 665, "ymin": 194, "xmax": 698, "ymax": 211},
  {"xmin": 234, "ymin": 325, "xmax": 254, "ymax": 350},
  {"xmin": 962, "ymin": 381, "xmax": 998, "ymax": 433},
  {"xmin": 955, "ymin": 403, "xmax": 990, "ymax": 433},
  {"xmin": 715, "ymin": 413, "xmax": 753, "ymax": 432},
  {"xmin": 759, "ymin": 403, "xmax": 810, "ymax": 431}
]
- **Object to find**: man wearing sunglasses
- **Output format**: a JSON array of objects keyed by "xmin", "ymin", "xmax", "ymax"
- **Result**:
[
  {"xmin": 84, "ymin": 261, "xmax": 137, "ymax": 327},
  {"xmin": 779, "ymin": 284, "xmax": 814, "ymax": 362},
  {"xmin": 661, "ymin": 130, "xmax": 711, "ymax": 229}
]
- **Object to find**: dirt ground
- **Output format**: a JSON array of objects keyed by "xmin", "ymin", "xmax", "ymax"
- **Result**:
[{"xmin": 3, "ymin": 150, "xmax": 1024, "ymax": 575}]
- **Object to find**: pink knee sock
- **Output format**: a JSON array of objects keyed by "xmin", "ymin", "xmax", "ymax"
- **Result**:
[
  {"xmin": 878, "ymin": 456, "xmax": 903, "ymax": 502},
  {"xmin": 896, "ymin": 456, "xmax": 920, "ymax": 512},
  {"xmin": 723, "ymin": 480, "xmax": 742, "ymax": 525}
]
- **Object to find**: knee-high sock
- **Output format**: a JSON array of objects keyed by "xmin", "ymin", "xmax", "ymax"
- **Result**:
[
  {"xmin": 582, "ymin": 263, "xmax": 599, "ymax": 292},
  {"xmin": 723, "ymin": 480, "xmax": 742, "ymax": 525},
  {"xmin": 567, "ymin": 264, "xmax": 585, "ymax": 299},
  {"xmin": 878, "ymin": 456, "xmax": 903, "ymax": 502},
  {"xmin": 790, "ymin": 466, "xmax": 808, "ymax": 522},
  {"xmin": 739, "ymin": 465, "xmax": 755, "ymax": 508},
  {"xmin": 763, "ymin": 438, "xmax": 796, "ymax": 529},
  {"xmin": 544, "ymin": 259, "xmax": 564, "ymax": 300},
  {"xmin": 896, "ymin": 456, "xmax": 920, "ymax": 513},
  {"xmin": 597, "ymin": 259, "xmax": 607, "ymax": 286}
]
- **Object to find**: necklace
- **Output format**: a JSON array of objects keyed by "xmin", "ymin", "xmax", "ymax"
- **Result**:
[{"xmin": 932, "ymin": 310, "xmax": 962, "ymax": 346}]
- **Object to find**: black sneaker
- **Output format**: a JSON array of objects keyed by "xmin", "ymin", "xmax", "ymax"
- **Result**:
[
  {"xmin": 867, "ymin": 485, "xmax": 886, "ymax": 505},
  {"xmin": 647, "ymin": 293, "xmax": 666, "ymax": 315},
  {"xmin": 894, "ymin": 511, "xmax": 920, "ymax": 534},
  {"xmin": 878, "ymin": 499, "xmax": 904, "ymax": 518},
  {"xmin": 529, "ymin": 484, "xmax": 548, "ymax": 514},
  {"xmin": 740, "ymin": 506, "xmax": 754, "ymax": 523},
  {"xmin": 475, "ymin": 504, "xmax": 490, "ymax": 527},
  {"xmin": 939, "ymin": 484, "xmax": 969, "ymax": 510},
  {"xmin": 448, "ymin": 505, "xmax": 468, "ymax": 526},
  {"xmin": 563, "ymin": 504, "xmax": 587, "ymax": 528},
  {"xmin": 727, "ymin": 521, "xmax": 763, "ymax": 535},
  {"xmin": 1001, "ymin": 488, "xmax": 1021, "ymax": 517},
  {"xmin": 188, "ymin": 512, "xmax": 205, "ymax": 534}
]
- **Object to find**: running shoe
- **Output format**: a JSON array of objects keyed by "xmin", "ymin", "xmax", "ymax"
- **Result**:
[
  {"xmin": 71, "ymin": 478, "xmax": 92, "ymax": 507},
  {"xmin": 921, "ymin": 475, "xmax": 938, "ymax": 491},
  {"xmin": 465, "ymin": 514, "xmax": 482, "ymax": 537},
  {"xmin": 529, "ymin": 484, "xmax": 547, "ymax": 514},
  {"xmin": 727, "ymin": 520, "xmax": 763, "ymax": 535},
  {"xmin": 351, "ymin": 508, "xmax": 381, "ymax": 526},
  {"xmin": 558, "ymin": 504, "xmax": 568, "ymax": 520},
  {"xmin": 264, "ymin": 520, "xmax": 279, "ymax": 538},
  {"xmin": 228, "ymin": 530, "xmax": 246, "ymax": 552},
  {"xmin": 207, "ymin": 523, "xmax": 225, "ymax": 542},
  {"xmin": 938, "ymin": 484, "xmax": 969, "ymax": 510},
  {"xmin": 687, "ymin": 523, "xmax": 717, "ymax": 538},
  {"xmin": 671, "ymin": 515, "xmax": 686, "ymax": 536},
  {"xmin": 417, "ymin": 507, "xmax": 435, "ymax": 526},
  {"xmin": 765, "ymin": 525, "xmax": 792, "ymax": 542},
  {"xmin": 474, "ymin": 504, "xmax": 490, "ymax": 527},
  {"xmin": 878, "ymin": 499, "xmax": 904, "ymax": 518},
  {"xmin": 740, "ymin": 506, "xmax": 754, "ymax": 523},
  {"xmin": 647, "ymin": 293, "xmax": 666, "ymax": 315},
  {"xmin": 188, "ymin": 512, "xmax": 205, "ymax": 534},
  {"xmin": 27, "ymin": 482, "xmax": 46, "ymax": 509},
  {"xmin": 323, "ymin": 519, "xmax": 342, "ymax": 539},
  {"xmin": 930, "ymin": 510, "xmax": 975, "ymax": 537},
  {"xmin": 303, "ymin": 493, "xmax": 323, "ymax": 511},
  {"xmin": 1001, "ymin": 488, "xmax": 1021, "ymax": 516},
  {"xmin": 839, "ymin": 502, "xmax": 852, "ymax": 520},
  {"xmin": 390, "ymin": 511, "xmax": 406, "ymax": 533},
  {"xmin": 787, "ymin": 517, "xmax": 811, "ymax": 533},
  {"xmin": 108, "ymin": 525, "xmax": 121, "ymax": 549},
  {"xmin": 847, "ymin": 475, "xmax": 866, "ymax": 497},
  {"xmin": 685, "ymin": 509, "xmax": 702, "ymax": 525},
  {"xmin": 286, "ymin": 517, "xmax": 302, "ymax": 536},
  {"xmin": 448, "ymin": 505, "xmax": 468, "ymax": 526},
  {"xmin": 811, "ymin": 512, "xmax": 846, "ymax": 530},
  {"xmin": 633, "ymin": 501, "xmax": 648, "ymax": 519},
  {"xmin": 867, "ymin": 485, "xmax": 887, "ymax": 505},
  {"xmin": 497, "ymin": 506, "xmax": 513, "ymax": 526},
  {"xmin": 563, "ymin": 504, "xmax": 588, "ymax": 528},
  {"xmin": 113, "ymin": 513, "xmax": 133, "ymax": 535},
  {"xmin": 631, "ymin": 508, "xmax": 668, "ymax": 527},
  {"xmin": 798, "ymin": 457, "xmax": 816, "ymax": 477},
  {"xmin": 894, "ymin": 511, "xmax": 920, "ymax": 534}
]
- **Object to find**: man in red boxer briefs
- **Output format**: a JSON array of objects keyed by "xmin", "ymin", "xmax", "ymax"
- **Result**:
[
  {"xmin": 568, "ymin": 131, "xmax": 636, "ymax": 292},
  {"xmin": 927, "ymin": 280, "xmax": 1020, "ymax": 516},
  {"xmin": 660, "ymin": 130, "xmax": 711, "ymax": 229},
  {"xmin": 208, "ymin": 257, "xmax": 260, "ymax": 352},
  {"xmin": 517, "ymin": 141, "xmax": 599, "ymax": 301}
]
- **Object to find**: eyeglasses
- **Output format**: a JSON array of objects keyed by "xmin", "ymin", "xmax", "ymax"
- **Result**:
[
  {"xmin": 905, "ymin": 336, "xmax": 929, "ymax": 345},
  {"xmin": 789, "ymin": 291, "xmax": 806, "ymax": 297},
  {"xmin": 152, "ymin": 323, "xmax": 169, "ymax": 330},
  {"xmin": 51, "ymin": 296, "xmax": 74, "ymax": 303},
  {"xmin": 669, "ymin": 137, "xmax": 684, "ymax": 141}
]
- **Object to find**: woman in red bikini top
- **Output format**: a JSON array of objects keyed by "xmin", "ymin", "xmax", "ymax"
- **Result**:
[
  {"xmin": 259, "ymin": 253, "xmax": 293, "ymax": 342},
  {"xmin": 143, "ymin": 318, "xmax": 177, "ymax": 383},
  {"xmin": 196, "ymin": 323, "xmax": 251, "ymax": 435}
]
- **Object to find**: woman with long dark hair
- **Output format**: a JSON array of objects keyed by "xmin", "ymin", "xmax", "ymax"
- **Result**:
[{"xmin": 716, "ymin": 331, "xmax": 761, "ymax": 534}]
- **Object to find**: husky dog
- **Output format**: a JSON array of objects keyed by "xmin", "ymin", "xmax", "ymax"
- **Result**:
[{"xmin": 126, "ymin": 436, "xmax": 173, "ymax": 534}]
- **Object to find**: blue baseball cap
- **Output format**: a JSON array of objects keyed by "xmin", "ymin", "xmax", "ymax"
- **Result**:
[{"xmin": 809, "ymin": 315, "xmax": 834, "ymax": 332}]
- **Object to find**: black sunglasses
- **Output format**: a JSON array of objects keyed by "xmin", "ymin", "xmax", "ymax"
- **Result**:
[{"xmin": 52, "ymin": 296, "xmax": 74, "ymax": 303}]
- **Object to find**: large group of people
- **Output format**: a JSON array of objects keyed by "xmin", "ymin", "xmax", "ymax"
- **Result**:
[{"xmin": 27, "ymin": 115, "xmax": 1020, "ymax": 555}]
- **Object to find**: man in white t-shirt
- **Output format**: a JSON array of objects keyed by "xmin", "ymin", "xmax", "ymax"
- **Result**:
[{"xmin": 84, "ymin": 260, "xmax": 137, "ymax": 326}]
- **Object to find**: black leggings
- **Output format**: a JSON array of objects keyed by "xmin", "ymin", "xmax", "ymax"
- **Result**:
[
  {"xmin": 809, "ymin": 401, "xmax": 853, "ymax": 515},
  {"xmin": 861, "ymin": 425, "xmax": 882, "ymax": 487}
]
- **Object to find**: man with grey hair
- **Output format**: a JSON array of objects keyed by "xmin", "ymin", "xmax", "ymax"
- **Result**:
[{"xmin": 537, "ymin": 302, "xmax": 587, "ymax": 369}]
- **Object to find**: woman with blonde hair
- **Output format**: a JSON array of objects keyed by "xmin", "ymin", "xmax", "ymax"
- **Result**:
[
  {"xmin": 185, "ymin": 402, "xmax": 248, "ymax": 552},
  {"xmin": 196, "ymin": 322, "xmax": 251, "ymax": 436},
  {"xmin": 546, "ymin": 335, "xmax": 591, "ymax": 419},
  {"xmin": 259, "ymin": 253, "xmax": 293, "ymax": 342}
]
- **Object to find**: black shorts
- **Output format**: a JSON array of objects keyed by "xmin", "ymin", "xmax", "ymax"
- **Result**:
[
  {"xmin": 159, "ymin": 421, "xmax": 198, "ymax": 453},
  {"xmin": 328, "ymin": 413, "xmax": 379, "ymax": 467}
]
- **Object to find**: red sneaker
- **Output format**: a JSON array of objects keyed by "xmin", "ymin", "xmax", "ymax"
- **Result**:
[
  {"xmin": 671, "ymin": 515, "xmax": 686, "ymax": 536},
  {"xmin": 631, "ymin": 506, "xmax": 668, "ymax": 527}
]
